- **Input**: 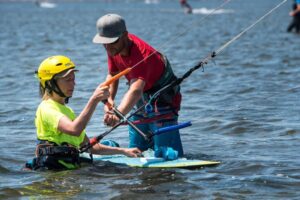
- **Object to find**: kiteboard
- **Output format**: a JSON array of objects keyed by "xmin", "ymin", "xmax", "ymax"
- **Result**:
[{"xmin": 84, "ymin": 154, "xmax": 220, "ymax": 169}]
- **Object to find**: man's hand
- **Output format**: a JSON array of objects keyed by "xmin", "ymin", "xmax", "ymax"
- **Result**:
[{"xmin": 103, "ymin": 111, "xmax": 120, "ymax": 126}]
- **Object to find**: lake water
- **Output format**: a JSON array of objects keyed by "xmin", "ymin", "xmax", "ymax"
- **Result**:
[{"xmin": 1, "ymin": 0, "xmax": 300, "ymax": 199}]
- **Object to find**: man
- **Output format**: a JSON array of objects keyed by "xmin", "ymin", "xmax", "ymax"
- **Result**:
[
  {"xmin": 287, "ymin": 0, "xmax": 300, "ymax": 33},
  {"xmin": 93, "ymin": 14, "xmax": 184, "ymax": 157},
  {"xmin": 179, "ymin": 0, "xmax": 193, "ymax": 14}
]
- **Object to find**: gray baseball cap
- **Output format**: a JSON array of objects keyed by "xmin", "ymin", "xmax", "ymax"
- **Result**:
[{"xmin": 93, "ymin": 14, "xmax": 127, "ymax": 44}]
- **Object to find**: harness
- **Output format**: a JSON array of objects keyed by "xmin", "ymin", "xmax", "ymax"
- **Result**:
[
  {"xmin": 144, "ymin": 54, "xmax": 180, "ymax": 107},
  {"xmin": 36, "ymin": 144, "xmax": 80, "ymax": 159},
  {"xmin": 26, "ymin": 140, "xmax": 92, "ymax": 170}
]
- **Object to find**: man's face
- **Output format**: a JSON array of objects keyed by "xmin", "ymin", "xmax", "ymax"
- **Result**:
[{"xmin": 103, "ymin": 34, "xmax": 126, "ymax": 56}]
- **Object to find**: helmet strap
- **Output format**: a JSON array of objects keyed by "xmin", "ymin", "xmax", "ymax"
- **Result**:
[{"xmin": 46, "ymin": 79, "xmax": 71, "ymax": 104}]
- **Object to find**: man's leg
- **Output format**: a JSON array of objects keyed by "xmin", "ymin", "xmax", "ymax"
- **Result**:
[
  {"xmin": 150, "ymin": 117, "xmax": 184, "ymax": 157},
  {"xmin": 128, "ymin": 115, "xmax": 153, "ymax": 151}
]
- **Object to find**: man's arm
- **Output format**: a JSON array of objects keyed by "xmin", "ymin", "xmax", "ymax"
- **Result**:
[{"xmin": 117, "ymin": 78, "xmax": 145, "ymax": 115}]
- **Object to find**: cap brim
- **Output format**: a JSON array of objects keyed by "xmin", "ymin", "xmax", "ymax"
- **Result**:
[
  {"xmin": 56, "ymin": 68, "xmax": 78, "ymax": 78},
  {"xmin": 93, "ymin": 34, "xmax": 119, "ymax": 44}
]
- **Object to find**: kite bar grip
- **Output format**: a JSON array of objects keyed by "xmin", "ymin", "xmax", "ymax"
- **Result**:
[{"xmin": 153, "ymin": 121, "xmax": 192, "ymax": 136}]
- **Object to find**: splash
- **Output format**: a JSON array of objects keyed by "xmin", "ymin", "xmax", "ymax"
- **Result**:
[
  {"xmin": 144, "ymin": 0, "xmax": 159, "ymax": 4},
  {"xmin": 36, "ymin": 1, "xmax": 57, "ymax": 9},
  {"xmin": 192, "ymin": 7, "xmax": 234, "ymax": 15}
]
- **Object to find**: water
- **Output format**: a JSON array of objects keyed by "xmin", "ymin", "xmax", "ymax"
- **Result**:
[{"xmin": 1, "ymin": 0, "xmax": 300, "ymax": 199}]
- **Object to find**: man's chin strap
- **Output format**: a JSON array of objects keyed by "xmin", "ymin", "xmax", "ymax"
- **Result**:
[{"xmin": 45, "ymin": 80, "xmax": 71, "ymax": 104}]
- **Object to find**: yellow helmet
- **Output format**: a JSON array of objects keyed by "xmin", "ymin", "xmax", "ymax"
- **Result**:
[{"xmin": 37, "ymin": 55, "xmax": 75, "ymax": 88}]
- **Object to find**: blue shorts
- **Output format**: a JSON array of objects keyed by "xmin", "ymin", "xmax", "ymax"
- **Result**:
[{"xmin": 128, "ymin": 114, "xmax": 184, "ymax": 157}]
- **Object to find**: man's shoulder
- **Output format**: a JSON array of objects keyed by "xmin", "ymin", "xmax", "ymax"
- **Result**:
[
  {"xmin": 128, "ymin": 33, "xmax": 140, "ymax": 40},
  {"xmin": 128, "ymin": 33, "xmax": 147, "ymax": 44},
  {"xmin": 129, "ymin": 33, "xmax": 155, "ymax": 53}
]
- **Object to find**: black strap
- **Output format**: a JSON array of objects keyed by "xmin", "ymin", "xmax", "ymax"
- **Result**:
[
  {"xmin": 144, "ymin": 55, "xmax": 178, "ymax": 95},
  {"xmin": 37, "ymin": 146, "xmax": 79, "ymax": 156},
  {"xmin": 45, "ymin": 79, "xmax": 70, "ymax": 104}
]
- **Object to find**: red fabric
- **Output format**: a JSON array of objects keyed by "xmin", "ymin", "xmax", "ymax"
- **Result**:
[
  {"xmin": 108, "ymin": 34, "xmax": 164, "ymax": 91},
  {"xmin": 172, "ymin": 93, "xmax": 182, "ymax": 111}
]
